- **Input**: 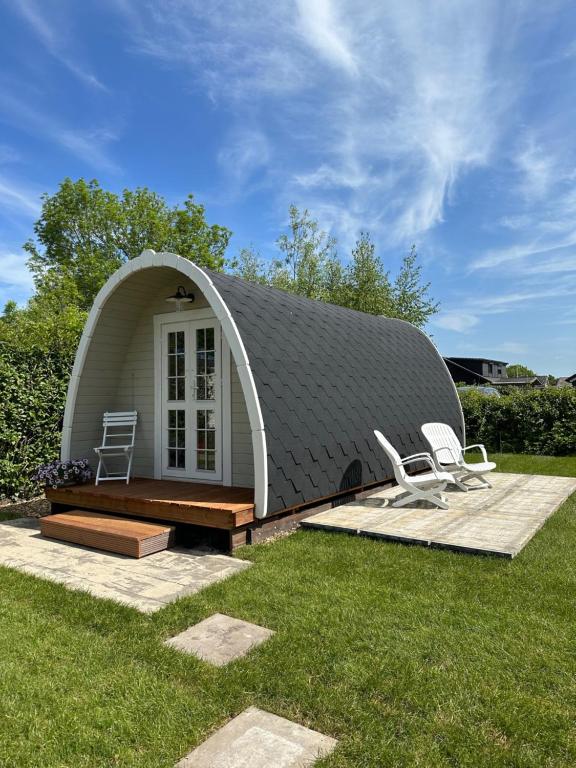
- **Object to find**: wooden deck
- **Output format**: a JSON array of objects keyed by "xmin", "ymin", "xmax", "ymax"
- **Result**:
[{"xmin": 45, "ymin": 479, "xmax": 255, "ymax": 530}]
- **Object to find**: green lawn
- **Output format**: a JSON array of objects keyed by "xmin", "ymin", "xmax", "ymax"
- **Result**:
[{"xmin": 1, "ymin": 455, "xmax": 575, "ymax": 767}]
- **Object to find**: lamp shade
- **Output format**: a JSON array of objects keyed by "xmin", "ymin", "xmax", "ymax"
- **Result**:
[{"xmin": 166, "ymin": 286, "xmax": 195, "ymax": 304}]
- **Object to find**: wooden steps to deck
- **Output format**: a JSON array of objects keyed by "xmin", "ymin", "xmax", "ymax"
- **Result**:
[
  {"xmin": 45, "ymin": 479, "xmax": 255, "ymax": 530},
  {"xmin": 40, "ymin": 510, "xmax": 176, "ymax": 558}
]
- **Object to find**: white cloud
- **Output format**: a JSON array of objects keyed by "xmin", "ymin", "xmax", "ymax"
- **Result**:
[
  {"xmin": 0, "ymin": 252, "xmax": 34, "ymax": 290},
  {"xmin": 0, "ymin": 91, "xmax": 120, "ymax": 173},
  {"xmin": 0, "ymin": 176, "xmax": 41, "ymax": 217},
  {"xmin": 433, "ymin": 280, "xmax": 576, "ymax": 334},
  {"xmin": 0, "ymin": 252, "xmax": 35, "ymax": 308},
  {"xmin": 111, "ymin": 0, "xmax": 531, "ymax": 245},
  {"xmin": 514, "ymin": 138, "xmax": 557, "ymax": 201},
  {"xmin": 295, "ymin": 0, "xmax": 358, "ymax": 75},
  {"xmin": 15, "ymin": 0, "xmax": 106, "ymax": 90},
  {"xmin": 217, "ymin": 128, "xmax": 271, "ymax": 187},
  {"xmin": 433, "ymin": 312, "xmax": 479, "ymax": 333}
]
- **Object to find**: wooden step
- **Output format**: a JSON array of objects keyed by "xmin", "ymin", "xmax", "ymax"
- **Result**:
[{"xmin": 40, "ymin": 510, "xmax": 176, "ymax": 558}]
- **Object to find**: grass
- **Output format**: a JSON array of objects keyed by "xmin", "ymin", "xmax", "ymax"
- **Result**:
[
  {"xmin": 470, "ymin": 451, "xmax": 576, "ymax": 476},
  {"xmin": 1, "ymin": 455, "xmax": 575, "ymax": 767}
]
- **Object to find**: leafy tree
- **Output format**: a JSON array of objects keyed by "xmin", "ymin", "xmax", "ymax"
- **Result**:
[
  {"xmin": 507, "ymin": 364, "xmax": 536, "ymax": 377},
  {"xmin": 230, "ymin": 247, "xmax": 268, "ymax": 285},
  {"xmin": 271, "ymin": 204, "xmax": 338, "ymax": 300},
  {"xmin": 0, "ymin": 280, "xmax": 86, "ymax": 362},
  {"xmin": 231, "ymin": 206, "xmax": 439, "ymax": 328},
  {"xmin": 390, "ymin": 245, "xmax": 439, "ymax": 326},
  {"xmin": 340, "ymin": 232, "xmax": 392, "ymax": 315},
  {"xmin": 25, "ymin": 178, "xmax": 231, "ymax": 310}
]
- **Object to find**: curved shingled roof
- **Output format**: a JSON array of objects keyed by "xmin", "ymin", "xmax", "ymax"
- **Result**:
[{"xmin": 209, "ymin": 270, "xmax": 464, "ymax": 516}]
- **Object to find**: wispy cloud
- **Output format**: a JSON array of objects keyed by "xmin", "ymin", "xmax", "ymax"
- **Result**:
[
  {"xmin": 433, "ymin": 312, "xmax": 480, "ymax": 333},
  {"xmin": 0, "ymin": 90, "xmax": 120, "ymax": 173},
  {"xmin": 0, "ymin": 250, "xmax": 35, "ymax": 308},
  {"xmin": 433, "ymin": 279, "xmax": 576, "ymax": 334},
  {"xmin": 0, "ymin": 176, "xmax": 41, "ymax": 217},
  {"xmin": 112, "ymin": 0, "xmax": 536, "ymax": 246},
  {"xmin": 295, "ymin": 0, "xmax": 358, "ymax": 76},
  {"xmin": 217, "ymin": 128, "xmax": 271, "ymax": 191},
  {"xmin": 15, "ymin": 0, "xmax": 106, "ymax": 91},
  {"xmin": 0, "ymin": 251, "xmax": 34, "ymax": 291}
]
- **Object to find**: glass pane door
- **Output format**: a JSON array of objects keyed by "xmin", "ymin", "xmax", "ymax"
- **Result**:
[
  {"xmin": 162, "ymin": 323, "xmax": 190, "ymax": 476},
  {"xmin": 160, "ymin": 318, "xmax": 222, "ymax": 481},
  {"xmin": 191, "ymin": 322, "xmax": 221, "ymax": 479}
]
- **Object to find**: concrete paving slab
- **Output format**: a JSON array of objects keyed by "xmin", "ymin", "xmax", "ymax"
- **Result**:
[
  {"xmin": 165, "ymin": 613, "xmax": 274, "ymax": 665},
  {"xmin": 175, "ymin": 706, "xmax": 337, "ymax": 767},
  {"xmin": 302, "ymin": 472, "xmax": 576, "ymax": 557},
  {"xmin": 0, "ymin": 518, "xmax": 250, "ymax": 612}
]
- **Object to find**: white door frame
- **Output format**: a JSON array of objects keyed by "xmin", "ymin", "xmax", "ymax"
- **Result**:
[{"xmin": 153, "ymin": 308, "xmax": 231, "ymax": 485}]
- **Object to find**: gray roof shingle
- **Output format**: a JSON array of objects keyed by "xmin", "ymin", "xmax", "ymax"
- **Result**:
[{"xmin": 209, "ymin": 271, "xmax": 464, "ymax": 516}]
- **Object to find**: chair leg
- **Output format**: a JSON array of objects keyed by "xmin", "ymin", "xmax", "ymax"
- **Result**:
[
  {"xmin": 392, "ymin": 488, "xmax": 449, "ymax": 510},
  {"xmin": 452, "ymin": 477, "xmax": 470, "ymax": 492},
  {"xmin": 125, "ymin": 449, "xmax": 134, "ymax": 484},
  {"xmin": 95, "ymin": 454, "xmax": 102, "ymax": 486},
  {"xmin": 460, "ymin": 472, "xmax": 492, "ymax": 489}
]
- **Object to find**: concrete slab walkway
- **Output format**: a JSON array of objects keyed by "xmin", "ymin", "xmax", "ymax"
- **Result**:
[
  {"xmin": 165, "ymin": 613, "xmax": 274, "ymax": 666},
  {"xmin": 176, "ymin": 707, "xmax": 337, "ymax": 767},
  {"xmin": 302, "ymin": 472, "xmax": 576, "ymax": 557},
  {"xmin": 0, "ymin": 517, "xmax": 250, "ymax": 612}
]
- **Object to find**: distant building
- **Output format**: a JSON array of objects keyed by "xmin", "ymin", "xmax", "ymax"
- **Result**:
[
  {"xmin": 444, "ymin": 357, "xmax": 507, "ymax": 386},
  {"xmin": 444, "ymin": 357, "xmax": 549, "ymax": 389},
  {"xmin": 557, "ymin": 374, "xmax": 576, "ymax": 388}
]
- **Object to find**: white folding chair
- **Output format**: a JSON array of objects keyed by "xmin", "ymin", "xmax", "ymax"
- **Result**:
[
  {"xmin": 94, "ymin": 411, "xmax": 138, "ymax": 485},
  {"xmin": 373, "ymin": 430, "xmax": 455, "ymax": 509},
  {"xmin": 421, "ymin": 422, "xmax": 496, "ymax": 491}
]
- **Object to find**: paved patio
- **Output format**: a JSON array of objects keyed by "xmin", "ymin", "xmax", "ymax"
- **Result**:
[
  {"xmin": 302, "ymin": 472, "xmax": 576, "ymax": 557},
  {"xmin": 0, "ymin": 517, "xmax": 250, "ymax": 612}
]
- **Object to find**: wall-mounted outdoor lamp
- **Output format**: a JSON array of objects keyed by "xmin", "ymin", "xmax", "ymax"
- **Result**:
[{"xmin": 165, "ymin": 285, "xmax": 195, "ymax": 310}]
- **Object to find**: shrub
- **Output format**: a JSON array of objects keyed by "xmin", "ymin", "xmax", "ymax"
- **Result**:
[
  {"xmin": 459, "ymin": 387, "xmax": 576, "ymax": 455},
  {"xmin": 0, "ymin": 345, "xmax": 70, "ymax": 499}
]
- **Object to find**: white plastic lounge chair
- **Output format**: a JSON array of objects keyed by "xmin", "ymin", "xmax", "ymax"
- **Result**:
[
  {"xmin": 373, "ymin": 430, "xmax": 455, "ymax": 509},
  {"xmin": 94, "ymin": 411, "xmax": 137, "ymax": 485},
  {"xmin": 421, "ymin": 422, "xmax": 496, "ymax": 491}
]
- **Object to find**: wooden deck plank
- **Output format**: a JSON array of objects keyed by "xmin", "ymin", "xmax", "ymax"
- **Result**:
[{"xmin": 45, "ymin": 479, "xmax": 255, "ymax": 530}]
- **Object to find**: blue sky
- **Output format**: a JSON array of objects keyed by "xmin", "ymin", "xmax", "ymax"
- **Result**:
[{"xmin": 0, "ymin": 1, "xmax": 575, "ymax": 375}]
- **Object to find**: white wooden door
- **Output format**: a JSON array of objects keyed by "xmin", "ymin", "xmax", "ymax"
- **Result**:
[{"xmin": 159, "ymin": 317, "xmax": 222, "ymax": 481}]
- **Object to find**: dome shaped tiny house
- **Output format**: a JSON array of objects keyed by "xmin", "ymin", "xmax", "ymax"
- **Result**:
[{"xmin": 50, "ymin": 250, "xmax": 464, "ymax": 549}]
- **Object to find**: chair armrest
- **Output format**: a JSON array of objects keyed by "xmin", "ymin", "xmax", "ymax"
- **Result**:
[
  {"xmin": 401, "ymin": 454, "xmax": 448, "ymax": 483},
  {"xmin": 431, "ymin": 444, "xmax": 460, "ymax": 465},
  {"xmin": 463, "ymin": 444, "xmax": 488, "ymax": 461},
  {"xmin": 401, "ymin": 452, "xmax": 432, "ymax": 463},
  {"xmin": 401, "ymin": 454, "xmax": 441, "ymax": 478}
]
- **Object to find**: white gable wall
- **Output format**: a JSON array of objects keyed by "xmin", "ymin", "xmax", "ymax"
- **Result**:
[{"xmin": 67, "ymin": 266, "xmax": 254, "ymax": 487}]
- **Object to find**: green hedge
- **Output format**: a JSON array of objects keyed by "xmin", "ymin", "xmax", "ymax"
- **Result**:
[
  {"xmin": 0, "ymin": 346, "xmax": 70, "ymax": 499},
  {"xmin": 459, "ymin": 387, "xmax": 576, "ymax": 456}
]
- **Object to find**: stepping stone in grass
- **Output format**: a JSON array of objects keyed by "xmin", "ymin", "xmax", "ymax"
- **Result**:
[
  {"xmin": 164, "ymin": 613, "xmax": 274, "ymax": 666},
  {"xmin": 176, "ymin": 706, "xmax": 338, "ymax": 767}
]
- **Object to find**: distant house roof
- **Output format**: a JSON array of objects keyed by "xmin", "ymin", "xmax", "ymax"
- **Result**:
[
  {"xmin": 557, "ymin": 374, "xmax": 576, "ymax": 387},
  {"xmin": 487, "ymin": 376, "xmax": 548, "ymax": 387},
  {"xmin": 446, "ymin": 356, "xmax": 508, "ymax": 366}
]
